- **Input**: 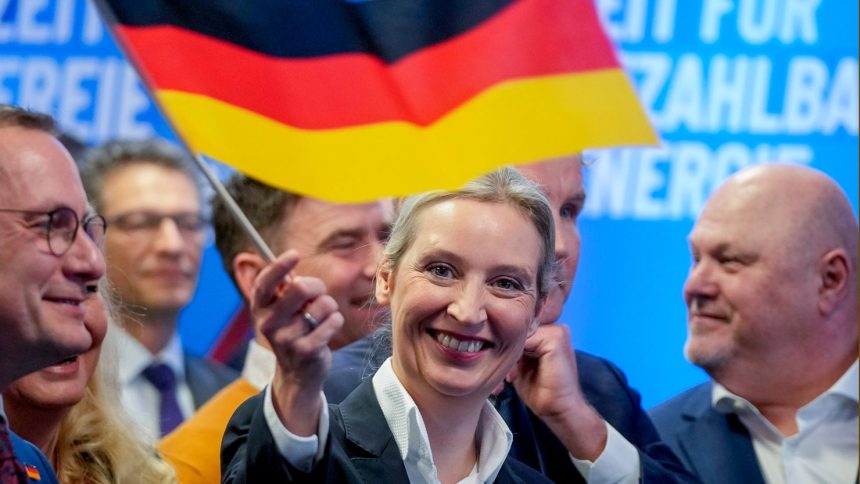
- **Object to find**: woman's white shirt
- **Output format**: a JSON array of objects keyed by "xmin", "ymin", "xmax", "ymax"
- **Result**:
[{"xmin": 263, "ymin": 357, "xmax": 513, "ymax": 483}]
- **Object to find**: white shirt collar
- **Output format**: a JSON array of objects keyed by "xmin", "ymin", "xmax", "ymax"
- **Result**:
[
  {"xmin": 713, "ymin": 360, "xmax": 860, "ymax": 412},
  {"xmin": 826, "ymin": 359, "xmax": 858, "ymax": 403},
  {"xmin": 711, "ymin": 360, "xmax": 860, "ymax": 438},
  {"xmin": 114, "ymin": 325, "xmax": 186, "ymax": 385},
  {"xmin": 241, "ymin": 340, "xmax": 276, "ymax": 390},
  {"xmin": 711, "ymin": 361, "xmax": 858, "ymax": 484},
  {"xmin": 712, "ymin": 382, "xmax": 758, "ymax": 415},
  {"xmin": 371, "ymin": 358, "xmax": 513, "ymax": 484}
]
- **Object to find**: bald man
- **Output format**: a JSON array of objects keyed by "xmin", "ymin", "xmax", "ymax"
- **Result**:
[{"xmin": 650, "ymin": 163, "xmax": 859, "ymax": 484}]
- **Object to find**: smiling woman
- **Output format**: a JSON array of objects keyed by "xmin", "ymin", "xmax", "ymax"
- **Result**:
[
  {"xmin": 222, "ymin": 167, "xmax": 556, "ymax": 484},
  {"xmin": 2, "ymin": 284, "xmax": 177, "ymax": 484},
  {"xmin": 378, "ymin": 170, "xmax": 556, "ymax": 414}
]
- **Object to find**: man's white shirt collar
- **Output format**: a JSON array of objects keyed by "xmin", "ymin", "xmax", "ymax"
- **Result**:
[
  {"xmin": 711, "ymin": 360, "xmax": 859, "ymax": 484},
  {"xmin": 712, "ymin": 360, "xmax": 859, "ymax": 437},
  {"xmin": 115, "ymin": 326, "xmax": 186, "ymax": 385},
  {"xmin": 824, "ymin": 359, "xmax": 859, "ymax": 402},
  {"xmin": 241, "ymin": 340, "xmax": 276, "ymax": 390},
  {"xmin": 113, "ymin": 325, "xmax": 193, "ymax": 442}
]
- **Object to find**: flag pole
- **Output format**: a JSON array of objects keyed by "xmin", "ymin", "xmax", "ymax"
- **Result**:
[
  {"xmin": 190, "ymin": 153, "xmax": 277, "ymax": 263},
  {"xmin": 92, "ymin": 0, "xmax": 278, "ymax": 265}
]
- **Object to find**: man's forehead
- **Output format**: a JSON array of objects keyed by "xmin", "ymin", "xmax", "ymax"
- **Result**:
[
  {"xmin": 296, "ymin": 198, "xmax": 384, "ymax": 221},
  {"xmin": 517, "ymin": 157, "xmax": 584, "ymax": 195},
  {"xmin": 0, "ymin": 128, "xmax": 84, "ymax": 209},
  {"xmin": 700, "ymin": 180, "xmax": 777, "ymax": 226},
  {"xmin": 101, "ymin": 162, "xmax": 201, "ymax": 211},
  {"xmin": 283, "ymin": 198, "xmax": 385, "ymax": 239},
  {"xmin": 689, "ymin": 202, "xmax": 775, "ymax": 253}
]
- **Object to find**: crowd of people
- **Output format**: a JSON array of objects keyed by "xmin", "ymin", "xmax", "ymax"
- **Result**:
[{"xmin": 0, "ymin": 103, "xmax": 856, "ymax": 483}]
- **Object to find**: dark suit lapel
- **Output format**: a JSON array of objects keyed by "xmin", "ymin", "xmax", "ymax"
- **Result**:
[
  {"xmin": 496, "ymin": 383, "xmax": 540, "ymax": 468},
  {"xmin": 338, "ymin": 381, "xmax": 410, "ymax": 483},
  {"xmin": 184, "ymin": 354, "xmax": 210, "ymax": 407},
  {"xmin": 492, "ymin": 467, "xmax": 518, "ymax": 484},
  {"xmin": 679, "ymin": 386, "xmax": 765, "ymax": 484},
  {"xmin": 496, "ymin": 383, "xmax": 584, "ymax": 483},
  {"xmin": 492, "ymin": 463, "xmax": 531, "ymax": 484}
]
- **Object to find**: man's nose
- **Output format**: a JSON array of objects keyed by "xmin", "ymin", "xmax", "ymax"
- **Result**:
[
  {"xmin": 684, "ymin": 259, "xmax": 719, "ymax": 304},
  {"xmin": 63, "ymin": 224, "xmax": 106, "ymax": 282},
  {"xmin": 152, "ymin": 218, "xmax": 185, "ymax": 254},
  {"xmin": 362, "ymin": 236, "xmax": 385, "ymax": 279},
  {"xmin": 553, "ymin": 215, "xmax": 570, "ymax": 265}
]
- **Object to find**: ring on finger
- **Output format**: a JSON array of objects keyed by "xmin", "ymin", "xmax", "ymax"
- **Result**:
[{"xmin": 302, "ymin": 311, "xmax": 319, "ymax": 329}]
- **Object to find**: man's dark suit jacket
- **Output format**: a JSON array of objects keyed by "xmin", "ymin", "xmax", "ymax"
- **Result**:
[
  {"xmin": 652, "ymin": 381, "xmax": 860, "ymax": 484},
  {"xmin": 221, "ymin": 379, "xmax": 552, "ymax": 483},
  {"xmin": 11, "ymin": 430, "xmax": 59, "ymax": 483},
  {"xmin": 185, "ymin": 353, "xmax": 238, "ymax": 408},
  {"xmin": 649, "ymin": 382, "xmax": 767, "ymax": 484},
  {"xmin": 321, "ymin": 335, "xmax": 694, "ymax": 483}
]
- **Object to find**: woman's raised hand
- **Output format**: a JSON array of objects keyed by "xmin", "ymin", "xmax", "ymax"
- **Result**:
[{"xmin": 252, "ymin": 250, "xmax": 344, "ymax": 436}]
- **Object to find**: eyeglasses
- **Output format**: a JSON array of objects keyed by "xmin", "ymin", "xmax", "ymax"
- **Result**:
[
  {"xmin": 0, "ymin": 207, "xmax": 108, "ymax": 257},
  {"xmin": 107, "ymin": 211, "xmax": 207, "ymax": 237}
]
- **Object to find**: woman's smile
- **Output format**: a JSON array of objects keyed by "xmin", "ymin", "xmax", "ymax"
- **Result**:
[{"xmin": 430, "ymin": 329, "xmax": 493, "ymax": 354}]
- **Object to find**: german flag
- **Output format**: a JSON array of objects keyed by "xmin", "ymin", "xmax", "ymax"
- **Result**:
[{"xmin": 97, "ymin": 0, "xmax": 656, "ymax": 202}]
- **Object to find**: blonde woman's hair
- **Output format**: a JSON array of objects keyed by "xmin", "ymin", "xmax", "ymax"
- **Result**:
[{"xmin": 53, "ymin": 369, "xmax": 176, "ymax": 483}]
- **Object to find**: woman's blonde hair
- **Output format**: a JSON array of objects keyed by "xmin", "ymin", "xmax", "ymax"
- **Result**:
[{"xmin": 53, "ymin": 370, "xmax": 176, "ymax": 483}]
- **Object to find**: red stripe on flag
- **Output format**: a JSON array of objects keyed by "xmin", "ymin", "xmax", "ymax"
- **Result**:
[{"xmin": 115, "ymin": 0, "xmax": 618, "ymax": 129}]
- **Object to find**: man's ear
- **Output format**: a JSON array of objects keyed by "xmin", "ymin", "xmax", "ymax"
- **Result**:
[
  {"xmin": 375, "ymin": 257, "xmax": 394, "ymax": 305},
  {"xmin": 818, "ymin": 248, "xmax": 851, "ymax": 315},
  {"xmin": 233, "ymin": 252, "xmax": 268, "ymax": 302}
]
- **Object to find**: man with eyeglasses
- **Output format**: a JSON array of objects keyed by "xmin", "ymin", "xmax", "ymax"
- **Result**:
[
  {"xmin": 0, "ymin": 105, "xmax": 105, "ymax": 483},
  {"xmin": 81, "ymin": 139, "xmax": 236, "ymax": 443}
]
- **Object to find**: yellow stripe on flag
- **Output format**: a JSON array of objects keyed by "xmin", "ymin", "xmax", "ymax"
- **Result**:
[{"xmin": 158, "ymin": 69, "xmax": 657, "ymax": 202}]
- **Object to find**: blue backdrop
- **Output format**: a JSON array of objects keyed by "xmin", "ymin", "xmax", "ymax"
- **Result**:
[{"xmin": 2, "ymin": 0, "xmax": 856, "ymax": 408}]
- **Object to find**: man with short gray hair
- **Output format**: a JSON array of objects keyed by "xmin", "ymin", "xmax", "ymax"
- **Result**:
[{"xmin": 81, "ymin": 139, "xmax": 236, "ymax": 442}]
